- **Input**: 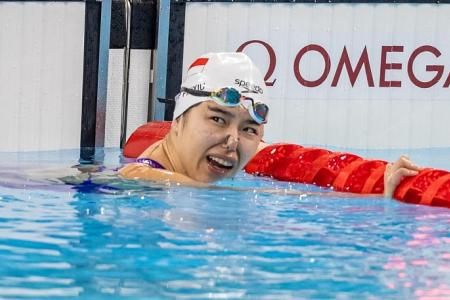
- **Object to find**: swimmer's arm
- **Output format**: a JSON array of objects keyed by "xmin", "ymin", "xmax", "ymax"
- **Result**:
[{"xmin": 118, "ymin": 163, "xmax": 208, "ymax": 187}]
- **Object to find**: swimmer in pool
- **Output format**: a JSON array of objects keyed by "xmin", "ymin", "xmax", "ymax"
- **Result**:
[{"xmin": 119, "ymin": 52, "xmax": 419, "ymax": 198}]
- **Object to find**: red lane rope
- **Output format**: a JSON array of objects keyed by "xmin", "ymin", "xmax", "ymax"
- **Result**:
[
  {"xmin": 123, "ymin": 122, "xmax": 172, "ymax": 158},
  {"xmin": 361, "ymin": 164, "xmax": 386, "ymax": 194}
]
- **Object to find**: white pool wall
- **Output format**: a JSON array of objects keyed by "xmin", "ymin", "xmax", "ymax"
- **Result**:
[
  {"xmin": 0, "ymin": 2, "xmax": 151, "ymax": 151},
  {"xmin": 1, "ymin": 2, "xmax": 449, "ymax": 152},
  {"xmin": 105, "ymin": 49, "xmax": 152, "ymax": 148},
  {"xmin": 0, "ymin": 2, "xmax": 85, "ymax": 152},
  {"xmin": 182, "ymin": 2, "xmax": 450, "ymax": 149}
]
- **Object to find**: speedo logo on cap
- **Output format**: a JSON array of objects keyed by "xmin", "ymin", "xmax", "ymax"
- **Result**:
[{"xmin": 234, "ymin": 79, "xmax": 264, "ymax": 94}]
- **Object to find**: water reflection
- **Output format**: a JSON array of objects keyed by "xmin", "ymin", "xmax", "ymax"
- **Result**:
[
  {"xmin": 0, "ymin": 149, "xmax": 449, "ymax": 298},
  {"xmin": 383, "ymin": 210, "xmax": 450, "ymax": 298}
]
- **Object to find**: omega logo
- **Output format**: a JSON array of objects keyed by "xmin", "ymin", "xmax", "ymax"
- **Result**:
[{"xmin": 237, "ymin": 40, "xmax": 450, "ymax": 89}]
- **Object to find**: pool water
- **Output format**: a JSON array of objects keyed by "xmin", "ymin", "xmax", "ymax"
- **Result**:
[{"xmin": 0, "ymin": 148, "xmax": 449, "ymax": 299}]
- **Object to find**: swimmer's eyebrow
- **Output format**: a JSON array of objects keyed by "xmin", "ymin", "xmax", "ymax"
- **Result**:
[
  {"xmin": 207, "ymin": 105, "xmax": 235, "ymax": 117},
  {"xmin": 244, "ymin": 119, "xmax": 260, "ymax": 126},
  {"xmin": 207, "ymin": 105, "xmax": 261, "ymax": 126}
]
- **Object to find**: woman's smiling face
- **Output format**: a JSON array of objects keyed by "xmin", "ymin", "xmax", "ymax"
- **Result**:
[{"xmin": 172, "ymin": 101, "xmax": 264, "ymax": 183}]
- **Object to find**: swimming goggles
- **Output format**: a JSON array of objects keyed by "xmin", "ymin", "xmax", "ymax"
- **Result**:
[{"xmin": 180, "ymin": 87, "xmax": 269, "ymax": 124}]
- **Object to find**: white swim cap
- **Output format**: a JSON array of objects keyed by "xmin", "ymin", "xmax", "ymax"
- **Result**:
[{"xmin": 173, "ymin": 52, "xmax": 268, "ymax": 122}]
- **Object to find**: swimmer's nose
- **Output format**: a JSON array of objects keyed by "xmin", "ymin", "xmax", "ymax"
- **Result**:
[{"xmin": 223, "ymin": 133, "xmax": 239, "ymax": 152}]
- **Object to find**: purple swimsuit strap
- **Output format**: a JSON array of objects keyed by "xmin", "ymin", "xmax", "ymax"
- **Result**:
[{"xmin": 136, "ymin": 157, "xmax": 165, "ymax": 170}]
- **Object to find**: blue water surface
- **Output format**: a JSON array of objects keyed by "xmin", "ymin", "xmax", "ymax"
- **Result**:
[{"xmin": 0, "ymin": 148, "xmax": 449, "ymax": 299}]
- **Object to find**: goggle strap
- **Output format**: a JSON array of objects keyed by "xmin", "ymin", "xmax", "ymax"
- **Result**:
[{"xmin": 181, "ymin": 87, "xmax": 211, "ymax": 97}]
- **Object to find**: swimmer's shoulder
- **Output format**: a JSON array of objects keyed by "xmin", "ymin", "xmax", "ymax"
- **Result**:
[
  {"xmin": 118, "ymin": 164, "xmax": 206, "ymax": 187},
  {"xmin": 119, "ymin": 140, "xmax": 167, "ymax": 180},
  {"xmin": 119, "ymin": 149, "xmax": 207, "ymax": 187},
  {"xmin": 139, "ymin": 140, "xmax": 163, "ymax": 158}
]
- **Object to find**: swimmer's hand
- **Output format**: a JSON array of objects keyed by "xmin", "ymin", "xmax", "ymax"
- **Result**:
[
  {"xmin": 118, "ymin": 163, "xmax": 208, "ymax": 187},
  {"xmin": 384, "ymin": 156, "xmax": 420, "ymax": 199}
]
